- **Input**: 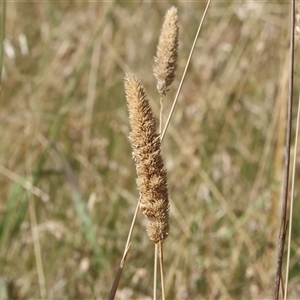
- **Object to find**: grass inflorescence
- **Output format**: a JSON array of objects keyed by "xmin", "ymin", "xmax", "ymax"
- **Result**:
[{"xmin": 1, "ymin": 1, "xmax": 300, "ymax": 299}]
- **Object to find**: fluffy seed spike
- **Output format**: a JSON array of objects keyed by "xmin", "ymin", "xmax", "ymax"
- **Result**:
[
  {"xmin": 124, "ymin": 73, "xmax": 170, "ymax": 243},
  {"xmin": 153, "ymin": 6, "xmax": 179, "ymax": 96}
]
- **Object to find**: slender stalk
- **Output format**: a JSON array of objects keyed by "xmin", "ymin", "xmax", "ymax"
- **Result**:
[
  {"xmin": 284, "ymin": 93, "xmax": 300, "ymax": 300},
  {"xmin": 26, "ymin": 120, "xmax": 47, "ymax": 299},
  {"xmin": 29, "ymin": 195, "xmax": 47, "ymax": 300},
  {"xmin": 121, "ymin": 202, "xmax": 139, "ymax": 265},
  {"xmin": 108, "ymin": 204, "xmax": 137, "ymax": 300},
  {"xmin": 108, "ymin": 242, "xmax": 131, "ymax": 300},
  {"xmin": 0, "ymin": 0, "xmax": 6, "ymax": 87},
  {"xmin": 159, "ymin": 241, "xmax": 165, "ymax": 300},
  {"xmin": 273, "ymin": 1, "xmax": 295, "ymax": 299},
  {"xmin": 154, "ymin": 94, "xmax": 164, "ymax": 300},
  {"xmin": 161, "ymin": 0, "xmax": 211, "ymax": 142},
  {"xmin": 153, "ymin": 244, "xmax": 158, "ymax": 300},
  {"xmin": 155, "ymin": 94, "xmax": 165, "ymax": 300},
  {"xmin": 159, "ymin": 96, "xmax": 164, "ymax": 136}
]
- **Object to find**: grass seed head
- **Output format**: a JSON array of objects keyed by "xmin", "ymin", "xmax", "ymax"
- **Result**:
[
  {"xmin": 124, "ymin": 73, "xmax": 170, "ymax": 243},
  {"xmin": 153, "ymin": 6, "xmax": 179, "ymax": 96}
]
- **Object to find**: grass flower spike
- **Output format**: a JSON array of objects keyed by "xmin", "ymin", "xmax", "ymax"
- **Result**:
[
  {"xmin": 153, "ymin": 6, "xmax": 179, "ymax": 96},
  {"xmin": 124, "ymin": 73, "xmax": 170, "ymax": 243}
]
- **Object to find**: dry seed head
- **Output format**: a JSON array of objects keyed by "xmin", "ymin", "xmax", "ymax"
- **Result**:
[
  {"xmin": 124, "ymin": 73, "xmax": 170, "ymax": 243},
  {"xmin": 153, "ymin": 6, "xmax": 179, "ymax": 96}
]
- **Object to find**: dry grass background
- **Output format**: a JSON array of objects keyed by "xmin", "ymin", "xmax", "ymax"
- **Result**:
[{"xmin": 1, "ymin": 1, "xmax": 300, "ymax": 299}]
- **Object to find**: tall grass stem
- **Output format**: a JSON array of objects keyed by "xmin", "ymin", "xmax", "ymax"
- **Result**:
[
  {"xmin": 159, "ymin": 96, "xmax": 164, "ymax": 137},
  {"xmin": 159, "ymin": 241, "xmax": 165, "ymax": 300},
  {"xmin": 153, "ymin": 244, "xmax": 158, "ymax": 300},
  {"xmin": 26, "ymin": 125, "xmax": 47, "ymax": 299},
  {"xmin": 109, "ymin": 197, "xmax": 138, "ymax": 300},
  {"xmin": 284, "ymin": 92, "xmax": 300, "ymax": 300},
  {"xmin": 28, "ymin": 194, "xmax": 47, "ymax": 300},
  {"xmin": 273, "ymin": 1, "xmax": 295, "ymax": 299}
]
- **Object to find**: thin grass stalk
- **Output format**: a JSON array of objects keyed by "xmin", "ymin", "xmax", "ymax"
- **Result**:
[
  {"xmin": 25, "ymin": 125, "xmax": 47, "ymax": 300},
  {"xmin": 155, "ymin": 117, "xmax": 165, "ymax": 300},
  {"xmin": 161, "ymin": 0, "xmax": 211, "ymax": 142},
  {"xmin": 155, "ymin": 94, "xmax": 164, "ymax": 299},
  {"xmin": 121, "ymin": 203, "xmax": 139, "ymax": 263},
  {"xmin": 0, "ymin": 0, "xmax": 6, "ymax": 87},
  {"xmin": 273, "ymin": 1, "xmax": 295, "ymax": 299},
  {"xmin": 153, "ymin": 244, "xmax": 158, "ymax": 300},
  {"xmin": 155, "ymin": 95, "xmax": 164, "ymax": 299},
  {"xmin": 108, "ymin": 198, "xmax": 138, "ymax": 300},
  {"xmin": 108, "ymin": 199, "xmax": 134, "ymax": 300},
  {"xmin": 159, "ymin": 97, "xmax": 164, "ymax": 136},
  {"xmin": 154, "ymin": 96, "xmax": 164, "ymax": 299},
  {"xmin": 28, "ymin": 193, "xmax": 47, "ymax": 300},
  {"xmin": 108, "ymin": 240, "xmax": 131, "ymax": 300},
  {"xmin": 284, "ymin": 93, "xmax": 300, "ymax": 300},
  {"xmin": 158, "ymin": 241, "xmax": 165, "ymax": 300}
]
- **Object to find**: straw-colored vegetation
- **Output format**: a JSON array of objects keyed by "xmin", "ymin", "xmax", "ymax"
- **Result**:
[
  {"xmin": 124, "ymin": 73, "xmax": 169, "ymax": 244},
  {"xmin": 153, "ymin": 6, "xmax": 179, "ymax": 97},
  {"xmin": 1, "ymin": 1, "xmax": 300, "ymax": 299}
]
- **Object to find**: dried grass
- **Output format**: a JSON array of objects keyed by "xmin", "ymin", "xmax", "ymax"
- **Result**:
[
  {"xmin": 124, "ymin": 73, "xmax": 169, "ymax": 244},
  {"xmin": 153, "ymin": 6, "xmax": 179, "ymax": 96},
  {"xmin": 1, "ymin": 2, "xmax": 298, "ymax": 299}
]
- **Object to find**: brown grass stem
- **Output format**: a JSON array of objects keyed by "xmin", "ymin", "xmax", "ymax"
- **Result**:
[
  {"xmin": 155, "ymin": 94, "xmax": 164, "ymax": 299},
  {"xmin": 109, "ymin": 202, "xmax": 137, "ymax": 300},
  {"xmin": 161, "ymin": 0, "xmax": 211, "ymax": 142},
  {"xmin": 108, "ymin": 242, "xmax": 131, "ymax": 300},
  {"xmin": 159, "ymin": 96, "xmax": 164, "ymax": 137},
  {"xmin": 284, "ymin": 92, "xmax": 300, "ymax": 300},
  {"xmin": 154, "ymin": 244, "xmax": 158, "ymax": 300},
  {"xmin": 158, "ymin": 241, "xmax": 165, "ymax": 300},
  {"xmin": 273, "ymin": 1, "xmax": 295, "ymax": 299},
  {"xmin": 121, "ymin": 203, "xmax": 138, "ymax": 265}
]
